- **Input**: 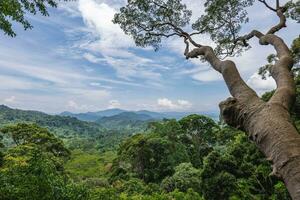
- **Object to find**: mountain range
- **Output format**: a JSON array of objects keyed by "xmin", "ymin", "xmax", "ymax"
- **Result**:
[
  {"xmin": 60, "ymin": 108, "xmax": 219, "ymax": 122},
  {"xmin": 0, "ymin": 105, "xmax": 219, "ymax": 137}
]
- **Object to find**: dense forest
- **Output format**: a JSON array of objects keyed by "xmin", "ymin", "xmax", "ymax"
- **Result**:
[
  {"xmin": 1, "ymin": 72, "xmax": 300, "ymax": 199},
  {"xmin": 0, "ymin": 109, "xmax": 296, "ymax": 199}
]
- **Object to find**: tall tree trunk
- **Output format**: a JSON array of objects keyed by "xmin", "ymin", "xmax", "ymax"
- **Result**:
[
  {"xmin": 182, "ymin": 6, "xmax": 300, "ymax": 198},
  {"xmin": 220, "ymin": 97, "xmax": 300, "ymax": 199}
]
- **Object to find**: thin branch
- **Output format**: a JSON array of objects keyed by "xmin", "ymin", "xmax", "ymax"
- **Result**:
[
  {"xmin": 258, "ymin": 0, "xmax": 277, "ymax": 12},
  {"xmin": 148, "ymin": 32, "xmax": 179, "ymax": 38}
]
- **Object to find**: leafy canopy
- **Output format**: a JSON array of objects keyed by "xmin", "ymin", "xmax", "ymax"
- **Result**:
[
  {"xmin": 113, "ymin": 0, "xmax": 192, "ymax": 50},
  {"xmin": 0, "ymin": 0, "xmax": 69, "ymax": 37},
  {"xmin": 0, "ymin": 123, "xmax": 87, "ymax": 200},
  {"xmin": 192, "ymin": 0, "xmax": 254, "ymax": 55},
  {"xmin": 0, "ymin": 123, "xmax": 70, "ymax": 159},
  {"xmin": 114, "ymin": 0, "xmax": 299, "ymax": 56}
]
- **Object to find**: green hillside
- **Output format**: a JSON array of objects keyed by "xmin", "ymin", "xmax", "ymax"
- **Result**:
[
  {"xmin": 0, "ymin": 105, "xmax": 103, "ymax": 137},
  {"xmin": 96, "ymin": 112, "xmax": 155, "ymax": 130}
]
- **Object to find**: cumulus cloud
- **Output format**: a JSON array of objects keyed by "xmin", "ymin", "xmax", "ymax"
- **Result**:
[
  {"xmin": 247, "ymin": 73, "xmax": 276, "ymax": 95},
  {"xmin": 157, "ymin": 98, "xmax": 192, "ymax": 110}
]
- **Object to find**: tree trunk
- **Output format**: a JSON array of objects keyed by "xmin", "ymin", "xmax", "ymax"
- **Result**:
[
  {"xmin": 220, "ymin": 98, "xmax": 300, "ymax": 199},
  {"xmin": 183, "ymin": 11, "xmax": 299, "ymax": 197}
]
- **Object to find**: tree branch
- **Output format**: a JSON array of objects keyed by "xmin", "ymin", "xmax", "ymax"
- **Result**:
[
  {"xmin": 259, "ymin": 34, "xmax": 295, "ymax": 110},
  {"xmin": 267, "ymin": 9, "xmax": 287, "ymax": 34},
  {"xmin": 149, "ymin": 32, "xmax": 179, "ymax": 38},
  {"xmin": 276, "ymin": 0, "xmax": 280, "ymax": 9},
  {"xmin": 183, "ymin": 37, "xmax": 258, "ymax": 101},
  {"xmin": 258, "ymin": 0, "xmax": 277, "ymax": 12}
]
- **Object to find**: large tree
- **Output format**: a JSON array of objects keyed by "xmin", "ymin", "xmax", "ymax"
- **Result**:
[{"xmin": 113, "ymin": 0, "xmax": 300, "ymax": 199}]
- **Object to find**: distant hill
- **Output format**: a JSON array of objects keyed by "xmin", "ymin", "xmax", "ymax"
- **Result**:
[
  {"xmin": 60, "ymin": 109, "xmax": 126, "ymax": 122},
  {"xmin": 0, "ymin": 105, "xmax": 103, "ymax": 137},
  {"xmin": 60, "ymin": 109, "xmax": 219, "ymax": 122},
  {"xmin": 96, "ymin": 112, "xmax": 155, "ymax": 130},
  {"xmin": 94, "ymin": 108, "xmax": 126, "ymax": 117},
  {"xmin": 60, "ymin": 111, "xmax": 101, "ymax": 122},
  {"xmin": 0, "ymin": 105, "xmax": 218, "ymax": 138}
]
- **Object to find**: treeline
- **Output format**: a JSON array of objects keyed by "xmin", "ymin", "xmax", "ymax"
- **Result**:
[{"xmin": 0, "ymin": 114, "xmax": 295, "ymax": 199}]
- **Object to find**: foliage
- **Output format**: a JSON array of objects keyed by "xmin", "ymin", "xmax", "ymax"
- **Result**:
[
  {"xmin": 192, "ymin": 0, "xmax": 254, "ymax": 55},
  {"xmin": 0, "ymin": 112, "xmax": 293, "ymax": 199},
  {"xmin": 179, "ymin": 114, "xmax": 219, "ymax": 145},
  {"xmin": 0, "ymin": 0, "xmax": 69, "ymax": 37},
  {"xmin": 161, "ymin": 162, "xmax": 201, "ymax": 192},
  {"xmin": 200, "ymin": 133, "xmax": 290, "ymax": 200},
  {"xmin": 113, "ymin": 0, "xmax": 192, "ymax": 50},
  {"xmin": 113, "ymin": 0, "xmax": 298, "ymax": 57},
  {"xmin": 1, "ymin": 123, "xmax": 70, "ymax": 158},
  {"xmin": 111, "ymin": 133, "xmax": 190, "ymax": 183},
  {"xmin": 0, "ymin": 109, "xmax": 295, "ymax": 199},
  {"xmin": 286, "ymin": 0, "xmax": 300, "ymax": 23},
  {"xmin": 0, "ymin": 123, "xmax": 88, "ymax": 200},
  {"xmin": 65, "ymin": 150, "xmax": 116, "ymax": 182}
]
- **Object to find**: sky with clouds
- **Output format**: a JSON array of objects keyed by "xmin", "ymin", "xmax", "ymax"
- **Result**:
[{"xmin": 0, "ymin": 0, "xmax": 298, "ymax": 114}]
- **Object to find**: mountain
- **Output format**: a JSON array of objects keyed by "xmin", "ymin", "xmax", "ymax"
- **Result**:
[
  {"xmin": 94, "ymin": 108, "xmax": 126, "ymax": 117},
  {"xmin": 0, "ymin": 105, "xmax": 103, "ymax": 137},
  {"xmin": 135, "ymin": 110, "xmax": 166, "ymax": 119},
  {"xmin": 60, "ymin": 109, "xmax": 219, "ymax": 122},
  {"xmin": 96, "ymin": 112, "xmax": 155, "ymax": 130},
  {"xmin": 60, "ymin": 109, "xmax": 126, "ymax": 122},
  {"xmin": 60, "ymin": 111, "xmax": 100, "ymax": 122}
]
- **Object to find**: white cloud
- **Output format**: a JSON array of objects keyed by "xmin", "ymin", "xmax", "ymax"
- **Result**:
[
  {"xmin": 4, "ymin": 96, "xmax": 16, "ymax": 103},
  {"xmin": 177, "ymin": 100, "xmax": 192, "ymax": 107},
  {"xmin": 73, "ymin": 0, "xmax": 163, "ymax": 82},
  {"xmin": 192, "ymin": 69, "xmax": 222, "ymax": 82},
  {"xmin": 247, "ymin": 73, "xmax": 276, "ymax": 95},
  {"xmin": 157, "ymin": 98, "xmax": 192, "ymax": 110},
  {"xmin": 67, "ymin": 100, "xmax": 79, "ymax": 109},
  {"xmin": 108, "ymin": 100, "xmax": 121, "ymax": 109},
  {"xmin": 83, "ymin": 53, "xmax": 106, "ymax": 63},
  {"xmin": 66, "ymin": 100, "xmax": 92, "ymax": 111}
]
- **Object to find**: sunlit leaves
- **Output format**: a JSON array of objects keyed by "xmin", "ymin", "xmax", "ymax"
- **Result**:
[
  {"xmin": 113, "ymin": 0, "xmax": 191, "ymax": 50},
  {"xmin": 0, "ymin": 123, "xmax": 86, "ymax": 200},
  {"xmin": 0, "ymin": 123, "xmax": 70, "ymax": 159}
]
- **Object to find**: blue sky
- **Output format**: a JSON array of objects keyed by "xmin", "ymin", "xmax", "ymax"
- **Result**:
[{"xmin": 0, "ymin": 0, "xmax": 299, "ymax": 114}]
